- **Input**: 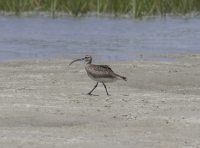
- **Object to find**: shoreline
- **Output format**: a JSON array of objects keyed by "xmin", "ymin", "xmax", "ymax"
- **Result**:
[
  {"xmin": 0, "ymin": 54, "xmax": 200, "ymax": 147},
  {"xmin": 0, "ymin": 52, "xmax": 177, "ymax": 63},
  {"xmin": 0, "ymin": 52, "xmax": 191, "ymax": 63}
]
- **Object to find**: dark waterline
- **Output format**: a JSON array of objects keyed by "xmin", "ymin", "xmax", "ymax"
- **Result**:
[{"xmin": 1, "ymin": 15, "xmax": 200, "ymax": 62}]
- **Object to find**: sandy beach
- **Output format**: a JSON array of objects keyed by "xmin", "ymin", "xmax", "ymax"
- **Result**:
[{"xmin": 0, "ymin": 54, "xmax": 200, "ymax": 148}]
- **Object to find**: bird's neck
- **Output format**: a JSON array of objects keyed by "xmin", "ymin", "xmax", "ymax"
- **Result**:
[
  {"xmin": 86, "ymin": 61, "xmax": 92, "ymax": 64},
  {"xmin": 85, "ymin": 62, "xmax": 92, "ymax": 68}
]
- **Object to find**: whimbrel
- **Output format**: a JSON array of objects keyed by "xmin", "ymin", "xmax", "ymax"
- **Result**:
[{"xmin": 69, "ymin": 55, "xmax": 127, "ymax": 96}]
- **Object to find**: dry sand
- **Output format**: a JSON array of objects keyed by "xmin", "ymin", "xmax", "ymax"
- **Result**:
[{"xmin": 0, "ymin": 54, "xmax": 200, "ymax": 148}]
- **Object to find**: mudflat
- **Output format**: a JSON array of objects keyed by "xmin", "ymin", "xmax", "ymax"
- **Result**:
[{"xmin": 0, "ymin": 54, "xmax": 200, "ymax": 148}]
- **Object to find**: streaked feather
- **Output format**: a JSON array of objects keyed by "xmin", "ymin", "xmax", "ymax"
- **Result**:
[{"xmin": 85, "ymin": 64, "xmax": 127, "ymax": 82}]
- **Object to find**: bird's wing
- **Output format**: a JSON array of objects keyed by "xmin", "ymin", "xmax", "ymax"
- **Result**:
[
  {"xmin": 98, "ymin": 65, "xmax": 114, "ymax": 72},
  {"xmin": 86, "ymin": 64, "xmax": 116, "ymax": 78}
]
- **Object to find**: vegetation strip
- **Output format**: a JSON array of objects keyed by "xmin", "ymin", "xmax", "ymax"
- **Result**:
[{"xmin": 0, "ymin": 0, "xmax": 200, "ymax": 18}]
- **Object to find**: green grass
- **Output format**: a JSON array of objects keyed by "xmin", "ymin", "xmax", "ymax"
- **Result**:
[{"xmin": 0, "ymin": 0, "xmax": 200, "ymax": 18}]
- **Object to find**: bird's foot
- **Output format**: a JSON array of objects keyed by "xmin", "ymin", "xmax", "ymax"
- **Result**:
[
  {"xmin": 82, "ymin": 93, "xmax": 99, "ymax": 96},
  {"xmin": 82, "ymin": 93, "xmax": 91, "ymax": 95}
]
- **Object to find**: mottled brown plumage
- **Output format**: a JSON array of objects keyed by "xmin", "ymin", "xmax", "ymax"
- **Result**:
[
  {"xmin": 85, "ymin": 64, "xmax": 126, "ymax": 80},
  {"xmin": 69, "ymin": 55, "xmax": 127, "ymax": 96}
]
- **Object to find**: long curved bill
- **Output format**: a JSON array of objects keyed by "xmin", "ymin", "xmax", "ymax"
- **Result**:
[{"xmin": 69, "ymin": 58, "xmax": 85, "ymax": 66}]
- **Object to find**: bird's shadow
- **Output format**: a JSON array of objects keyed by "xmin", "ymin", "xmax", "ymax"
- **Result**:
[
  {"xmin": 123, "ymin": 94, "xmax": 129, "ymax": 96},
  {"xmin": 82, "ymin": 93, "xmax": 129, "ymax": 97},
  {"xmin": 82, "ymin": 93, "xmax": 99, "ymax": 96}
]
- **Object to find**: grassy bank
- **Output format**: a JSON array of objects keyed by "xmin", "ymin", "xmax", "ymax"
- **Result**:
[{"xmin": 0, "ymin": 0, "xmax": 200, "ymax": 18}]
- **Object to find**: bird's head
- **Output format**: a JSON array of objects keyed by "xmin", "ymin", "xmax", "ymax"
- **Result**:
[{"xmin": 69, "ymin": 55, "xmax": 92, "ymax": 66}]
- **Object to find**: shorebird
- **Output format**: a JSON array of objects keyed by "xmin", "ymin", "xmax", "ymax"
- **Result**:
[{"xmin": 69, "ymin": 55, "xmax": 127, "ymax": 96}]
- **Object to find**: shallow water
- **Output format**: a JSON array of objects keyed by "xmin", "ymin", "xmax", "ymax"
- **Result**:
[{"xmin": 1, "ymin": 15, "xmax": 200, "ymax": 62}]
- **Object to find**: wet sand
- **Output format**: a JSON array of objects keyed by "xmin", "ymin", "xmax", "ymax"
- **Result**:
[{"xmin": 0, "ymin": 54, "xmax": 200, "ymax": 148}]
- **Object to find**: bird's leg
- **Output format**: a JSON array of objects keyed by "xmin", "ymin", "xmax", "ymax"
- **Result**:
[
  {"xmin": 87, "ymin": 83, "xmax": 98, "ymax": 95},
  {"xmin": 102, "ymin": 83, "xmax": 110, "ymax": 96}
]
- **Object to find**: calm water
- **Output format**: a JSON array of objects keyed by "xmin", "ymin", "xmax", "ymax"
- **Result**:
[{"xmin": 0, "ymin": 15, "xmax": 200, "ymax": 62}]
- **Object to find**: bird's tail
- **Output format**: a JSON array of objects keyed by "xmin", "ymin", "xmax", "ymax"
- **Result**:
[{"xmin": 116, "ymin": 74, "xmax": 127, "ymax": 81}]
